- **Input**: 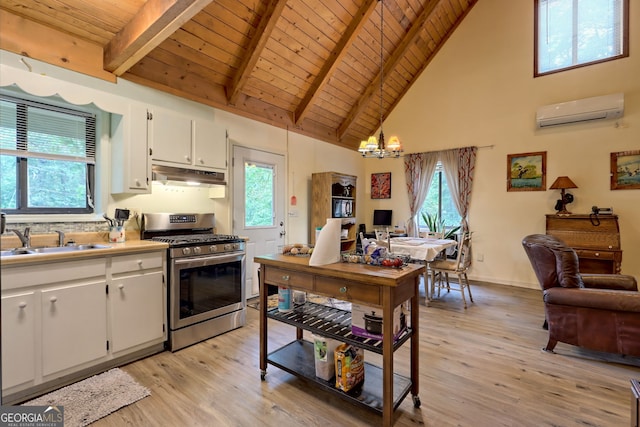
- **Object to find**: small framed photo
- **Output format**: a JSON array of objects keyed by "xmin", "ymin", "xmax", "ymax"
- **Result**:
[
  {"xmin": 611, "ymin": 150, "xmax": 640, "ymax": 190},
  {"xmin": 507, "ymin": 151, "xmax": 547, "ymax": 192},
  {"xmin": 371, "ymin": 172, "xmax": 391, "ymax": 199}
]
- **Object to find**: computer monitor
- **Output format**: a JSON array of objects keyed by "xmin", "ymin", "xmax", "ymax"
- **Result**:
[{"xmin": 372, "ymin": 209, "xmax": 392, "ymax": 227}]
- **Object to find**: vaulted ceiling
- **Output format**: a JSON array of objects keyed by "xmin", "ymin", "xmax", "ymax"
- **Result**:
[{"xmin": 0, "ymin": 0, "xmax": 477, "ymax": 151}]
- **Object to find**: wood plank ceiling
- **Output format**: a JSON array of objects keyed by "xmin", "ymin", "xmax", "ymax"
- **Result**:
[{"xmin": 0, "ymin": 0, "xmax": 477, "ymax": 151}]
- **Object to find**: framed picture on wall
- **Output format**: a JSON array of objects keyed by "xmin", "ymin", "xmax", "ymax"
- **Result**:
[
  {"xmin": 371, "ymin": 172, "xmax": 391, "ymax": 199},
  {"xmin": 507, "ymin": 151, "xmax": 547, "ymax": 192},
  {"xmin": 611, "ymin": 150, "xmax": 640, "ymax": 190}
]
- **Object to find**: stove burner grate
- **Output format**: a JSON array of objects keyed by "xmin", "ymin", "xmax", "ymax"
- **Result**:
[{"xmin": 151, "ymin": 233, "xmax": 240, "ymax": 245}]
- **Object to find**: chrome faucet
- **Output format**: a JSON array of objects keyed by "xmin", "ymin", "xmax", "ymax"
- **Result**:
[
  {"xmin": 55, "ymin": 230, "xmax": 65, "ymax": 247},
  {"xmin": 8, "ymin": 227, "xmax": 31, "ymax": 248}
]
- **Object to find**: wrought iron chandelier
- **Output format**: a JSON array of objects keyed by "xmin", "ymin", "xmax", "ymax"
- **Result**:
[{"xmin": 358, "ymin": 0, "xmax": 403, "ymax": 159}]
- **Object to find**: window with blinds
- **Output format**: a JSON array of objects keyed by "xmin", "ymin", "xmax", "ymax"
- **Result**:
[
  {"xmin": 0, "ymin": 94, "xmax": 96, "ymax": 214},
  {"xmin": 534, "ymin": 0, "xmax": 629, "ymax": 76}
]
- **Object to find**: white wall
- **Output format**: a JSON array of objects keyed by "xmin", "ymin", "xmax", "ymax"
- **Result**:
[{"xmin": 363, "ymin": 0, "xmax": 640, "ymax": 287}]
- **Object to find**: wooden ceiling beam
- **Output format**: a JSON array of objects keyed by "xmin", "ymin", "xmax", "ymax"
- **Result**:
[
  {"xmin": 104, "ymin": 0, "xmax": 212, "ymax": 76},
  {"xmin": 226, "ymin": 0, "xmax": 288, "ymax": 106},
  {"xmin": 293, "ymin": 0, "xmax": 378, "ymax": 126},
  {"xmin": 337, "ymin": 0, "xmax": 443, "ymax": 141},
  {"xmin": 0, "ymin": 9, "xmax": 116, "ymax": 82}
]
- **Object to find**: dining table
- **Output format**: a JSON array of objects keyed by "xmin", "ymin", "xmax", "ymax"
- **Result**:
[{"xmin": 390, "ymin": 236, "xmax": 458, "ymax": 300}]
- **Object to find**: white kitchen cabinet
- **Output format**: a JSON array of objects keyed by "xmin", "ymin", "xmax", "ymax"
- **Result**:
[
  {"xmin": 149, "ymin": 108, "xmax": 193, "ymax": 165},
  {"xmin": 41, "ymin": 282, "xmax": 107, "ymax": 377},
  {"xmin": 193, "ymin": 119, "xmax": 227, "ymax": 170},
  {"xmin": 109, "ymin": 251, "xmax": 165, "ymax": 353},
  {"xmin": 111, "ymin": 103, "xmax": 151, "ymax": 194},
  {"xmin": 1, "ymin": 249, "xmax": 166, "ymax": 404},
  {"xmin": 1, "ymin": 292, "xmax": 36, "ymax": 389}
]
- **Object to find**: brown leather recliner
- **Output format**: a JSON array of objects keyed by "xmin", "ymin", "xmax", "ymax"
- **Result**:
[{"xmin": 522, "ymin": 234, "xmax": 640, "ymax": 357}]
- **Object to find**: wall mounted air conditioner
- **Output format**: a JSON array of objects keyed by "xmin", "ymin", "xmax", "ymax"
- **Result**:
[{"xmin": 536, "ymin": 93, "xmax": 624, "ymax": 128}]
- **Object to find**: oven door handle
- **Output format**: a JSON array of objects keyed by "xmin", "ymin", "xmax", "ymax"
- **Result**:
[{"xmin": 173, "ymin": 252, "xmax": 244, "ymax": 266}]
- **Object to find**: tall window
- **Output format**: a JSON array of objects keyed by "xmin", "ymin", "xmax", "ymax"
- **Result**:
[
  {"xmin": 535, "ymin": 0, "xmax": 628, "ymax": 76},
  {"xmin": 0, "ymin": 94, "xmax": 96, "ymax": 214},
  {"xmin": 419, "ymin": 164, "xmax": 461, "ymax": 232}
]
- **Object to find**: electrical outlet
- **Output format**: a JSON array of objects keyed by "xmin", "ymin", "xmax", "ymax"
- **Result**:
[{"xmin": 477, "ymin": 253, "xmax": 484, "ymax": 262}]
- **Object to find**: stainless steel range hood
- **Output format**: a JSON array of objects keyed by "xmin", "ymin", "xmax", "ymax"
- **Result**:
[{"xmin": 152, "ymin": 165, "xmax": 226, "ymax": 186}]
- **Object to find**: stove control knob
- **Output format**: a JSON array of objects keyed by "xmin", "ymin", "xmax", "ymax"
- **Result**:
[
  {"xmin": 233, "ymin": 243, "xmax": 240, "ymax": 250},
  {"xmin": 224, "ymin": 244, "xmax": 232, "ymax": 251},
  {"xmin": 209, "ymin": 245, "xmax": 217, "ymax": 253},
  {"xmin": 193, "ymin": 247, "xmax": 202, "ymax": 255},
  {"xmin": 182, "ymin": 247, "xmax": 191, "ymax": 256}
]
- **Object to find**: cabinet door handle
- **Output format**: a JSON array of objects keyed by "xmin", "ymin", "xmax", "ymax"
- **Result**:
[
  {"xmin": 19, "ymin": 302, "xmax": 27, "ymax": 309},
  {"xmin": 339, "ymin": 286, "xmax": 347, "ymax": 293},
  {"xmin": 198, "ymin": 157, "xmax": 204, "ymax": 164},
  {"xmin": 118, "ymin": 284, "xmax": 125, "ymax": 290},
  {"xmin": 595, "ymin": 252, "xmax": 600, "ymax": 257},
  {"xmin": 50, "ymin": 296, "xmax": 57, "ymax": 303},
  {"xmin": 281, "ymin": 275, "xmax": 290, "ymax": 281},
  {"xmin": 137, "ymin": 260, "xmax": 143, "ymax": 266},
  {"xmin": 185, "ymin": 155, "xmax": 191, "ymax": 162}
]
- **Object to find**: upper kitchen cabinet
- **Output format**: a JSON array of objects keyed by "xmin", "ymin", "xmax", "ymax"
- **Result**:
[
  {"xmin": 110, "ymin": 104, "xmax": 151, "ymax": 194},
  {"xmin": 149, "ymin": 108, "xmax": 192, "ymax": 166},
  {"xmin": 193, "ymin": 119, "xmax": 227, "ymax": 171},
  {"xmin": 150, "ymin": 108, "xmax": 227, "ymax": 172}
]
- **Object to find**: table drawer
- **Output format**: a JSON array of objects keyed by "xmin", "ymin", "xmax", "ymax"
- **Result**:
[
  {"xmin": 575, "ymin": 249, "xmax": 616, "ymax": 260},
  {"xmin": 264, "ymin": 267, "xmax": 313, "ymax": 291},
  {"xmin": 315, "ymin": 276, "xmax": 380, "ymax": 305}
]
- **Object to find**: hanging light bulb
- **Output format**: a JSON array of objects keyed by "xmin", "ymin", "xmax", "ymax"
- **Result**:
[{"xmin": 360, "ymin": 0, "xmax": 403, "ymax": 159}]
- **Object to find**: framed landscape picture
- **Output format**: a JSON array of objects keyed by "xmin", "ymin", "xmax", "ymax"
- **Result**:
[
  {"xmin": 371, "ymin": 172, "xmax": 391, "ymax": 199},
  {"xmin": 507, "ymin": 151, "xmax": 546, "ymax": 192},
  {"xmin": 611, "ymin": 150, "xmax": 640, "ymax": 190}
]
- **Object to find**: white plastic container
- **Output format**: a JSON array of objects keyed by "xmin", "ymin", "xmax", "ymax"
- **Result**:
[{"xmin": 313, "ymin": 334, "xmax": 340, "ymax": 381}]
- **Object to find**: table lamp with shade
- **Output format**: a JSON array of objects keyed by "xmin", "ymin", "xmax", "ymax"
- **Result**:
[{"xmin": 550, "ymin": 176, "xmax": 578, "ymax": 214}]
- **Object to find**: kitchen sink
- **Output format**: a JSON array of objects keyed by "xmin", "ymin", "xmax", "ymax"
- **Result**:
[
  {"xmin": 0, "ymin": 249, "xmax": 34, "ymax": 256},
  {"xmin": 0, "ymin": 244, "xmax": 111, "ymax": 257}
]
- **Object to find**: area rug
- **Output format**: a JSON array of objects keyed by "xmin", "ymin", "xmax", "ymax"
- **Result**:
[{"xmin": 22, "ymin": 368, "xmax": 150, "ymax": 426}]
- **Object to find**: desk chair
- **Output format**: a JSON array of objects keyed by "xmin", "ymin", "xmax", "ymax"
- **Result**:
[{"xmin": 429, "ymin": 232, "xmax": 473, "ymax": 308}]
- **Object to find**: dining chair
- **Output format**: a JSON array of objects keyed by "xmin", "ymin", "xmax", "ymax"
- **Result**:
[
  {"xmin": 419, "ymin": 231, "xmax": 444, "ymax": 239},
  {"xmin": 375, "ymin": 229, "xmax": 389, "ymax": 240},
  {"xmin": 429, "ymin": 231, "xmax": 473, "ymax": 308}
]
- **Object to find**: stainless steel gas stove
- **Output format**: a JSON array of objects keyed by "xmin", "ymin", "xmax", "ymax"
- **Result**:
[{"xmin": 141, "ymin": 213, "xmax": 246, "ymax": 351}]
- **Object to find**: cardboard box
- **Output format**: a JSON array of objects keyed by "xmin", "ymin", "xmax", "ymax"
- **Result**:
[{"xmin": 351, "ymin": 302, "xmax": 407, "ymax": 341}]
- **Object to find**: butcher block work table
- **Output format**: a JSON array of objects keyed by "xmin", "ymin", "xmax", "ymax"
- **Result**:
[{"xmin": 255, "ymin": 254, "xmax": 425, "ymax": 427}]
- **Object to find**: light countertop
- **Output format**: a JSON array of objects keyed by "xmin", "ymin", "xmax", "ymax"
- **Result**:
[{"xmin": 1, "ymin": 232, "xmax": 167, "ymax": 266}]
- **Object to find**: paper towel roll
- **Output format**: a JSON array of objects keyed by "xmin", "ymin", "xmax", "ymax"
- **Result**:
[{"xmin": 309, "ymin": 218, "xmax": 342, "ymax": 266}]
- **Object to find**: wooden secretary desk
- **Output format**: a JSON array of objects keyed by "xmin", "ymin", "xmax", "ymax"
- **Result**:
[{"xmin": 545, "ymin": 214, "xmax": 622, "ymax": 274}]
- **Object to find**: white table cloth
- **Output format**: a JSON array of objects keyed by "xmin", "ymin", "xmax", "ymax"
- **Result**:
[{"xmin": 390, "ymin": 237, "xmax": 457, "ymax": 262}]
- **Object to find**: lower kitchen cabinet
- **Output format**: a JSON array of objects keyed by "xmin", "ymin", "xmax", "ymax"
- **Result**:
[
  {"xmin": 1, "ymin": 292, "xmax": 36, "ymax": 389},
  {"xmin": 109, "ymin": 252, "xmax": 165, "ymax": 353},
  {"xmin": 41, "ymin": 282, "xmax": 108, "ymax": 377},
  {"xmin": 1, "ymin": 249, "xmax": 166, "ymax": 404}
]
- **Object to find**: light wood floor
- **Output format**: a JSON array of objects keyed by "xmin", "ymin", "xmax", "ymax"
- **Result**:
[{"xmin": 94, "ymin": 281, "xmax": 640, "ymax": 427}]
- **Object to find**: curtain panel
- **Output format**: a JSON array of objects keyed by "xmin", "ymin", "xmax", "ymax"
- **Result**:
[{"xmin": 404, "ymin": 146, "xmax": 477, "ymax": 236}]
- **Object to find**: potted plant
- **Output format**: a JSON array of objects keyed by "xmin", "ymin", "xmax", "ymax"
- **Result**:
[{"xmin": 420, "ymin": 212, "xmax": 460, "ymax": 240}]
